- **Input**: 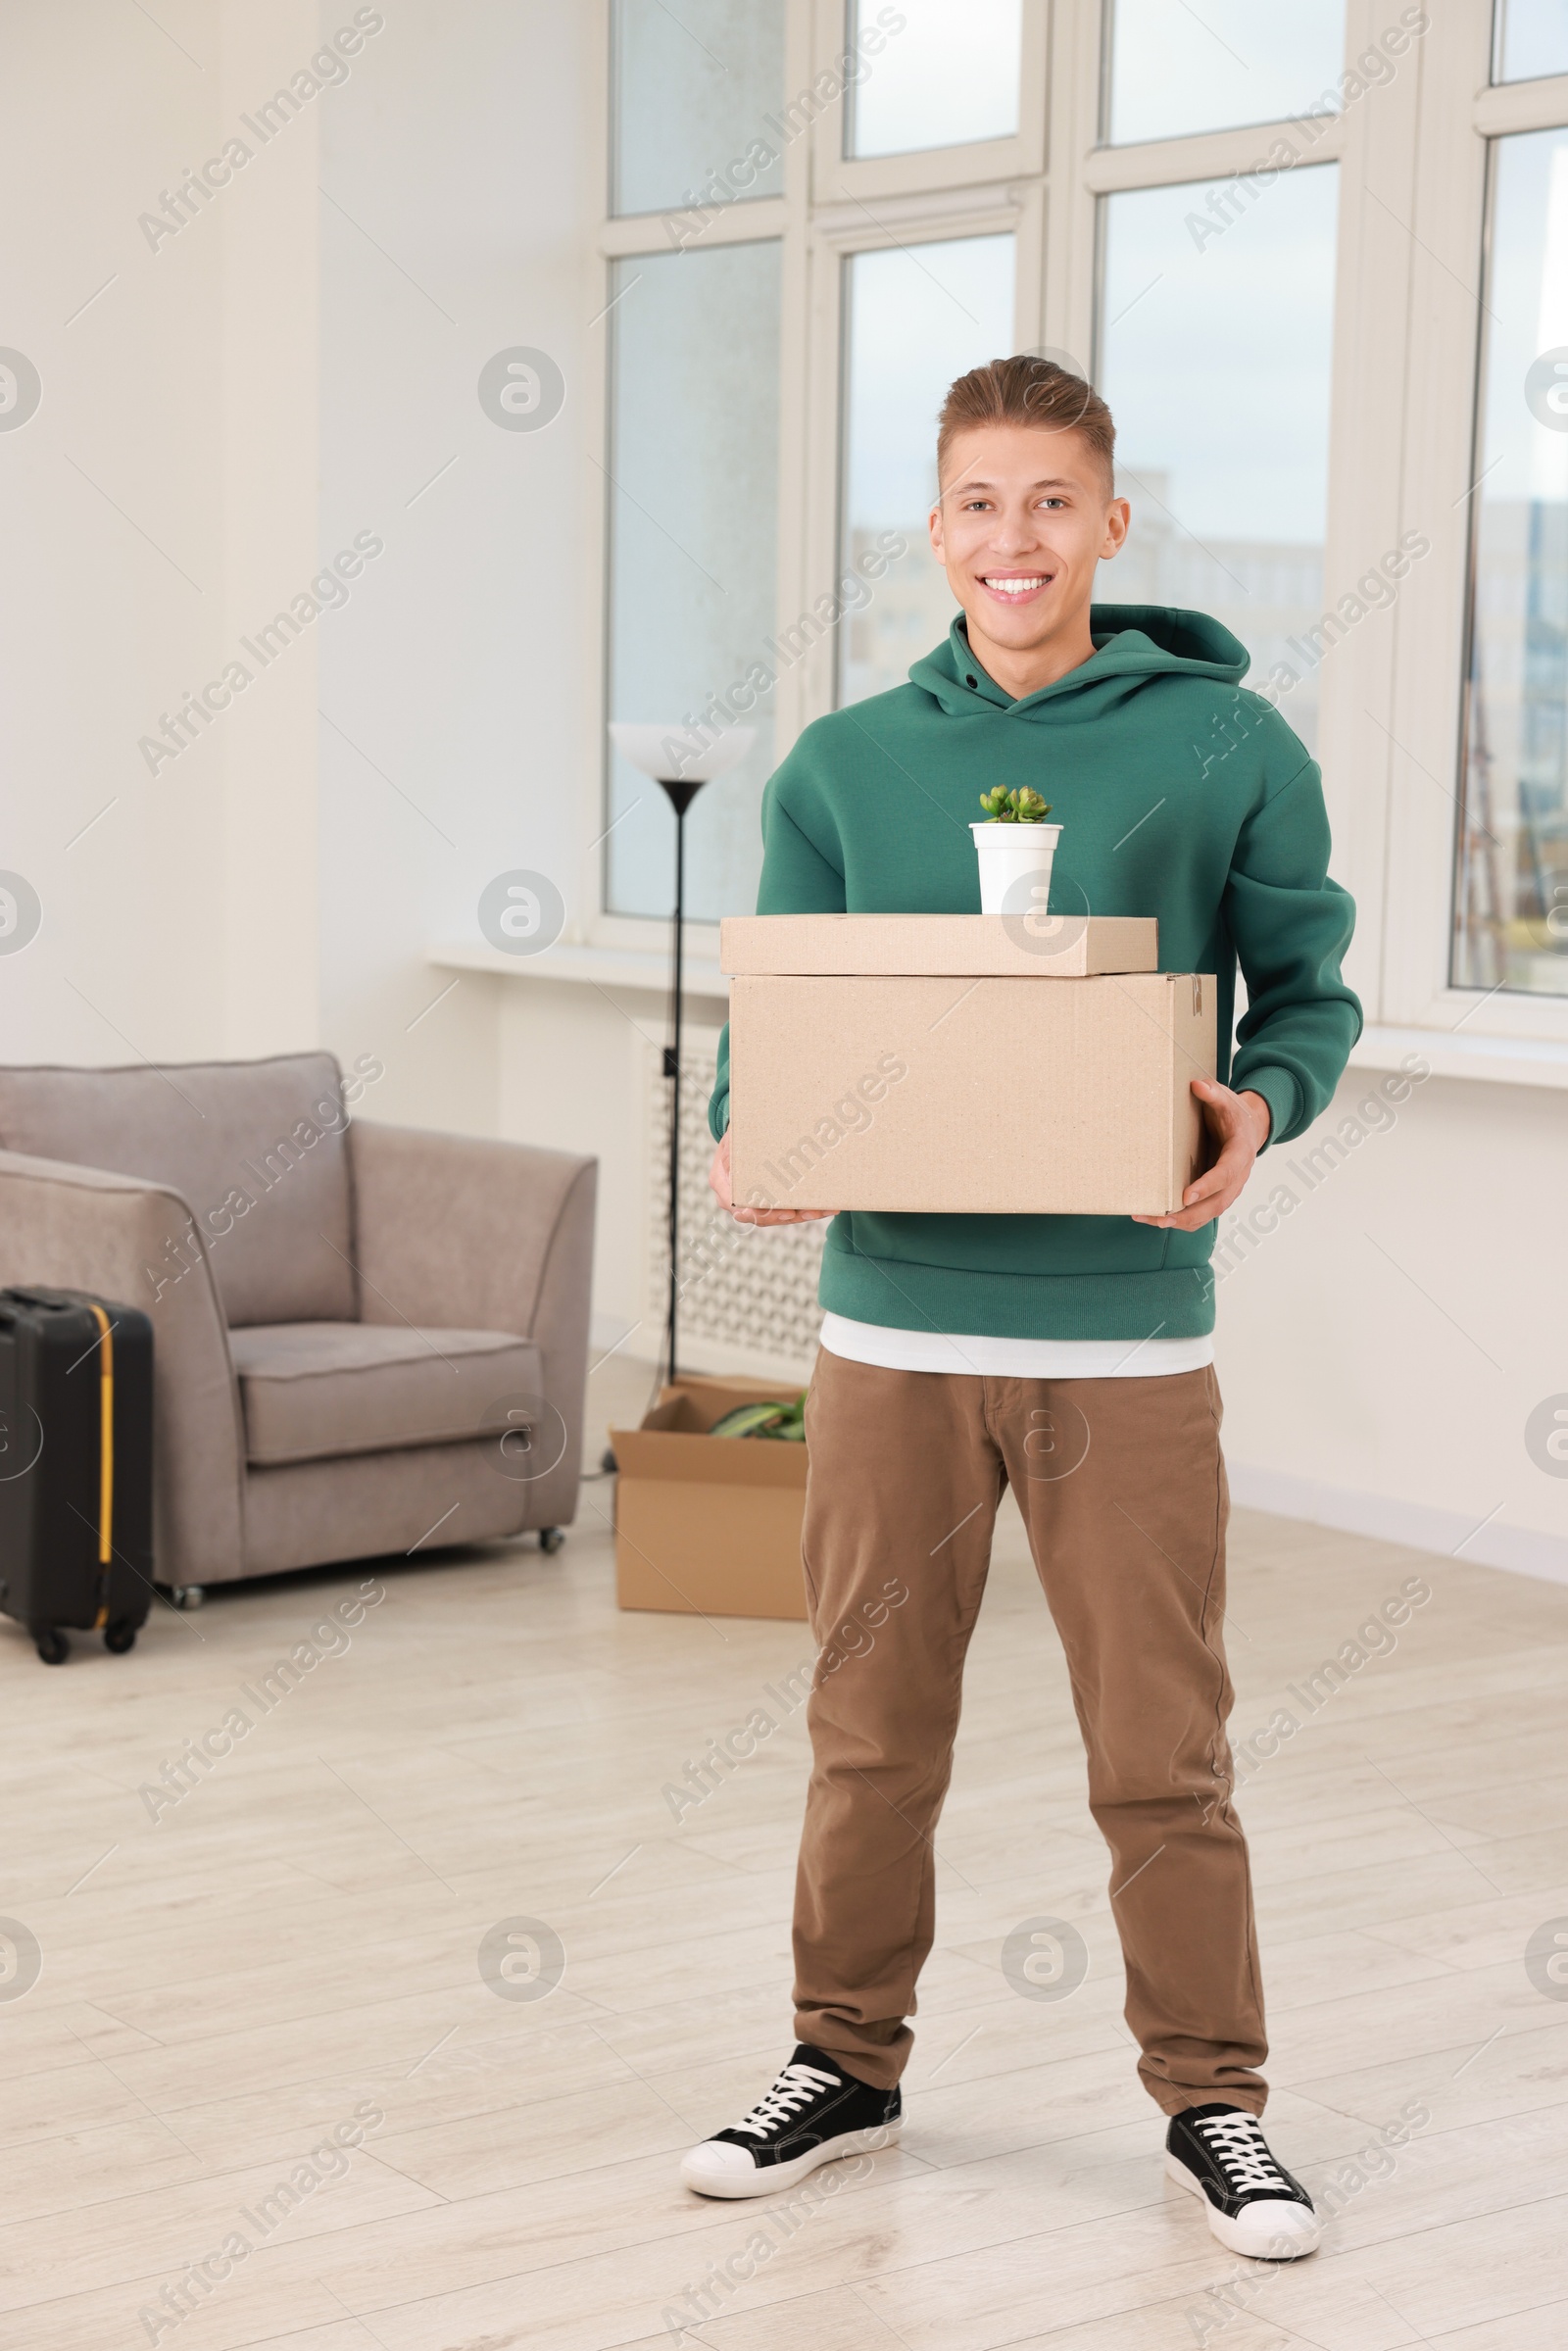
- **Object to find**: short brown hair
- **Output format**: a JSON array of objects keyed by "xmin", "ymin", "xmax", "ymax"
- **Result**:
[{"xmin": 936, "ymin": 355, "xmax": 1115, "ymax": 496}]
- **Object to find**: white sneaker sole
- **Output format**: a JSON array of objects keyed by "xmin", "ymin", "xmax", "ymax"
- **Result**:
[
  {"xmin": 1165, "ymin": 2150, "xmax": 1322, "ymax": 2259},
  {"xmin": 681, "ymin": 2121, "xmax": 900, "ymax": 2200}
]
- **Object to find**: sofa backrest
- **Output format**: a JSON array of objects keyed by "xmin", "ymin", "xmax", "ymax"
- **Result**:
[{"xmin": 0, "ymin": 1053, "xmax": 357, "ymax": 1327}]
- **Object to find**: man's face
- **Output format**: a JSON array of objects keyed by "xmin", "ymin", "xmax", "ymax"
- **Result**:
[{"xmin": 928, "ymin": 422, "xmax": 1129, "ymax": 658}]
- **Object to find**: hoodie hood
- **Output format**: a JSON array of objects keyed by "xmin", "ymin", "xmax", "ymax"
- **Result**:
[{"xmin": 908, "ymin": 603, "xmax": 1251, "ymax": 720}]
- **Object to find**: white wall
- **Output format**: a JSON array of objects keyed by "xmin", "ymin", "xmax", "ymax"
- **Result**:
[
  {"xmin": 318, "ymin": 0, "xmax": 597, "ymax": 1139},
  {"xmin": 2, "ymin": 0, "xmax": 233, "ymax": 1065},
  {"xmin": 3, "ymin": 0, "xmax": 1564, "ymax": 1577},
  {"xmin": 220, "ymin": 4, "xmax": 323, "ymax": 1055},
  {"xmin": 1218, "ymin": 1060, "xmax": 1568, "ymax": 1581}
]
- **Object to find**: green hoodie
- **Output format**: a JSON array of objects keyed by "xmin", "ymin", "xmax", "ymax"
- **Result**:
[{"xmin": 709, "ymin": 605, "xmax": 1361, "ymax": 1342}]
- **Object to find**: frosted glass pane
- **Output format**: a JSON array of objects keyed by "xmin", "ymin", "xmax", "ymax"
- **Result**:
[
  {"xmin": 839, "ymin": 233, "xmax": 1015, "ymax": 706},
  {"xmin": 1098, "ymin": 166, "xmax": 1338, "ymax": 750},
  {"xmin": 612, "ymin": 0, "xmax": 785, "ymax": 217},
  {"xmin": 1107, "ymin": 0, "xmax": 1347, "ymax": 145},
  {"xmin": 847, "ymin": 0, "xmax": 1021, "ymax": 158},
  {"xmin": 1494, "ymin": 0, "xmax": 1568, "ymax": 82},
  {"xmin": 1453, "ymin": 127, "xmax": 1568, "ymax": 996},
  {"xmin": 605, "ymin": 245, "xmax": 781, "ymax": 922}
]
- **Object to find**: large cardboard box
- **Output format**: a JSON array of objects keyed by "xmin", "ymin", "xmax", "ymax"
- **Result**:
[
  {"xmin": 723, "ymin": 916, "xmax": 1215, "ymax": 1218},
  {"xmin": 612, "ymin": 1375, "xmax": 808, "ymax": 1620}
]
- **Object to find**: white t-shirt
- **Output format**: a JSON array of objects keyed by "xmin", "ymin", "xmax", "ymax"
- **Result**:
[{"xmin": 818, "ymin": 1312, "xmax": 1213, "ymax": 1379}]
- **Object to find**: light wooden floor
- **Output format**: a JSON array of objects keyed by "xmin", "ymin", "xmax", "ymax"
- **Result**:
[{"xmin": 5, "ymin": 1353, "xmax": 1568, "ymax": 2351}]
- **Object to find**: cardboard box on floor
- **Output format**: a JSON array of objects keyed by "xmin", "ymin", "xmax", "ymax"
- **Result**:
[
  {"xmin": 721, "ymin": 915, "xmax": 1215, "ymax": 1218},
  {"xmin": 612, "ymin": 1375, "xmax": 808, "ymax": 1621}
]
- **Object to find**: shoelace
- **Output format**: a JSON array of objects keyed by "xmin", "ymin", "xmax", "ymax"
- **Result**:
[
  {"xmin": 1195, "ymin": 2112, "xmax": 1291, "ymax": 2196},
  {"xmin": 733, "ymin": 2061, "xmax": 842, "ymax": 2139}
]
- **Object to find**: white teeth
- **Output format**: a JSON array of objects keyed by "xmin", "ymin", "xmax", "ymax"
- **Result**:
[{"xmin": 984, "ymin": 576, "xmax": 1044, "ymax": 595}]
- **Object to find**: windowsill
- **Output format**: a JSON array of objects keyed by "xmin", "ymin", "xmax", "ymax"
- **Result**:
[
  {"xmin": 428, "ymin": 939, "xmax": 729, "ymax": 1001},
  {"xmin": 1348, "ymin": 1023, "xmax": 1568, "ymax": 1090}
]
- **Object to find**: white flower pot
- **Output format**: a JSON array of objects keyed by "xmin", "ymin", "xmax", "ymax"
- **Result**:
[{"xmin": 971, "ymin": 821, "xmax": 1062, "ymax": 916}]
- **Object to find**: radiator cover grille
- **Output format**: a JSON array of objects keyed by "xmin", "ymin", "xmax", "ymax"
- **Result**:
[{"xmin": 646, "ymin": 1033, "xmax": 825, "ymax": 1373}]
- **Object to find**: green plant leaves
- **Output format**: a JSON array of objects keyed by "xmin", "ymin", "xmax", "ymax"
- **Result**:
[
  {"xmin": 707, "ymin": 1397, "xmax": 807, "ymax": 1441},
  {"xmin": 977, "ymin": 786, "xmax": 1053, "ymax": 824}
]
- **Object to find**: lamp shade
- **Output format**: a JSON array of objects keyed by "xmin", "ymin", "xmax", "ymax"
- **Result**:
[{"xmin": 608, "ymin": 721, "xmax": 756, "ymax": 783}]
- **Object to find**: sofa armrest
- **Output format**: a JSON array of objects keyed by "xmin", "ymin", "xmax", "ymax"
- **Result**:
[
  {"xmin": 0, "ymin": 1150, "xmax": 246, "ymax": 1587},
  {"xmin": 347, "ymin": 1121, "xmax": 597, "ymax": 1527}
]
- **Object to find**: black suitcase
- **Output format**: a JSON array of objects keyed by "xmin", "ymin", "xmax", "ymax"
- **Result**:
[{"xmin": 0, "ymin": 1288, "xmax": 155, "ymax": 1664}]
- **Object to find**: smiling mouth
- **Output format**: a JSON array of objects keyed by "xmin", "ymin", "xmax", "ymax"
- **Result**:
[{"xmin": 979, "ymin": 573, "xmax": 1053, "ymax": 600}]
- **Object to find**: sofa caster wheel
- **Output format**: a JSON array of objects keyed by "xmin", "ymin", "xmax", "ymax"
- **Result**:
[
  {"xmin": 539, "ymin": 1527, "xmax": 565, "ymax": 1555},
  {"xmin": 104, "ymin": 1619, "xmax": 138, "ymax": 1654},
  {"xmin": 34, "ymin": 1629, "xmax": 69, "ymax": 1666},
  {"xmin": 170, "ymin": 1585, "xmax": 205, "ymax": 1610}
]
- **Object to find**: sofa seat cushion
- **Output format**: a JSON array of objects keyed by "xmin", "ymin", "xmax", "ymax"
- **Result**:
[{"xmin": 229, "ymin": 1322, "xmax": 542, "ymax": 1466}]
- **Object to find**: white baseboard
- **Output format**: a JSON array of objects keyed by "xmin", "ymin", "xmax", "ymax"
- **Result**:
[
  {"xmin": 667, "ymin": 1332, "xmax": 819, "ymax": 1390},
  {"xmin": 1227, "ymin": 1461, "xmax": 1568, "ymax": 1589},
  {"xmin": 589, "ymin": 1316, "xmax": 816, "ymax": 1391}
]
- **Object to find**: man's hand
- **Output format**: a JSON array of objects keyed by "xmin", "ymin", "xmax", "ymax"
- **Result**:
[
  {"xmin": 1132, "ymin": 1079, "xmax": 1272, "ymax": 1233},
  {"xmin": 709, "ymin": 1131, "xmax": 835, "ymax": 1226}
]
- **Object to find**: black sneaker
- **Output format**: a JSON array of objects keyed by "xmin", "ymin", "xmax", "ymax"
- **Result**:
[
  {"xmin": 680, "ymin": 2044, "xmax": 901, "ymax": 2198},
  {"xmin": 1165, "ymin": 2103, "xmax": 1321, "ymax": 2258}
]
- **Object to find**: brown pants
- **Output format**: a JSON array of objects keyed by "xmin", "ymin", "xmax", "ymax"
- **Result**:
[{"xmin": 794, "ymin": 1349, "xmax": 1267, "ymax": 2116}]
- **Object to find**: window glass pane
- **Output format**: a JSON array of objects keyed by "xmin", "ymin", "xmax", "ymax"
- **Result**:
[
  {"xmin": 1494, "ymin": 0, "xmax": 1568, "ymax": 81},
  {"xmin": 846, "ymin": 0, "xmax": 1021, "ymax": 159},
  {"xmin": 1454, "ymin": 129, "xmax": 1568, "ymax": 997},
  {"xmin": 839, "ymin": 233, "xmax": 1014, "ymax": 707},
  {"xmin": 611, "ymin": 0, "xmax": 785, "ymax": 218},
  {"xmin": 605, "ymin": 245, "xmax": 781, "ymax": 921},
  {"xmin": 1098, "ymin": 167, "xmax": 1338, "ymax": 753},
  {"xmin": 1106, "ymin": 0, "xmax": 1347, "ymax": 146}
]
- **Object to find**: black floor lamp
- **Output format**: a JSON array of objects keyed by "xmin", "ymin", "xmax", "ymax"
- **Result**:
[{"xmin": 608, "ymin": 723, "xmax": 754, "ymax": 1387}]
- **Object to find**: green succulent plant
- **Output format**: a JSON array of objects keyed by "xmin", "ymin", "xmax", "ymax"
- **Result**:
[{"xmin": 978, "ymin": 786, "xmax": 1053, "ymax": 824}]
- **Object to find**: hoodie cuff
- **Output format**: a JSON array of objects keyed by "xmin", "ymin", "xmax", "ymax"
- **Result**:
[{"xmin": 1231, "ymin": 1064, "xmax": 1298, "ymax": 1151}]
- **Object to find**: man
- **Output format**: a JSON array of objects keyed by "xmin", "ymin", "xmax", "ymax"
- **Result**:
[{"xmin": 683, "ymin": 356, "xmax": 1359, "ymax": 2260}]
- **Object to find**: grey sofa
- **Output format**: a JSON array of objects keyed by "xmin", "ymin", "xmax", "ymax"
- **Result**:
[{"xmin": 0, "ymin": 1053, "xmax": 596, "ymax": 1591}]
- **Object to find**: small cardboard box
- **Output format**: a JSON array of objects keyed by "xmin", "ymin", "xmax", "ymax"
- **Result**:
[
  {"xmin": 721, "ymin": 912, "xmax": 1157, "ymax": 978},
  {"xmin": 724, "ymin": 918, "xmax": 1215, "ymax": 1217},
  {"xmin": 612, "ymin": 1375, "xmax": 808, "ymax": 1621}
]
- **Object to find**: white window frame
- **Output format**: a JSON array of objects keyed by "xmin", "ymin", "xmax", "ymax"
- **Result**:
[
  {"xmin": 581, "ymin": 0, "xmax": 1047, "ymax": 959},
  {"xmin": 580, "ymin": 0, "xmax": 1568, "ymax": 1057},
  {"xmin": 1381, "ymin": 19, "xmax": 1568, "ymax": 1041}
]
